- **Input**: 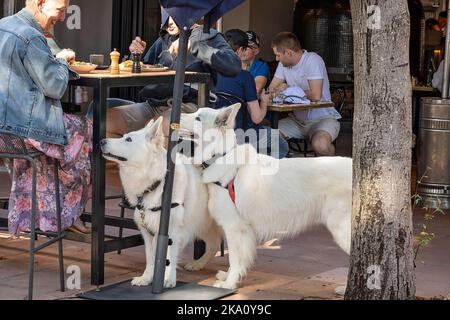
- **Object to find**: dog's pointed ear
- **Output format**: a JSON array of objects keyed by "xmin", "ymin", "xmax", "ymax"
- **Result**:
[
  {"xmin": 154, "ymin": 116, "xmax": 164, "ymax": 138},
  {"xmin": 145, "ymin": 117, "xmax": 162, "ymax": 140},
  {"xmin": 145, "ymin": 119, "xmax": 155, "ymax": 131},
  {"xmin": 216, "ymin": 103, "xmax": 241, "ymax": 129}
]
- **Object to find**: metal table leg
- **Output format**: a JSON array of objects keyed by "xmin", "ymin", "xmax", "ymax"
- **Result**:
[
  {"xmin": 91, "ymin": 83, "xmax": 107, "ymax": 286},
  {"xmin": 271, "ymin": 112, "xmax": 280, "ymax": 129}
]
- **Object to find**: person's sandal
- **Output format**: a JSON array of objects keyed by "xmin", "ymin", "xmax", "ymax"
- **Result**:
[{"xmin": 67, "ymin": 219, "xmax": 92, "ymax": 234}]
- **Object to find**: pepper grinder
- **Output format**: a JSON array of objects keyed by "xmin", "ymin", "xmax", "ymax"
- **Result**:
[
  {"xmin": 110, "ymin": 48, "xmax": 120, "ymax": 75},
  {"xmin": 131, "ymin": 52, "xmax": 141, "ymax": 73}
]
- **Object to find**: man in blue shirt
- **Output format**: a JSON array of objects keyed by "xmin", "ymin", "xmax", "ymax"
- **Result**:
[
  {"xmin": 242, "ymin": 31, "xmax": 271, "ymax": 96},
  {"xmin": 216, "ymin": 29, "xmax": 288, "ymax": 159}
]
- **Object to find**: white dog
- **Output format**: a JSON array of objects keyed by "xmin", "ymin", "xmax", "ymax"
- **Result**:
[
  {"xmin": 101, "ymin": 118, "xmax": 222, "ymax": 288},
  {"xmin": 180, "ymin": 104, "xmax": 352, "ymax": 290}
]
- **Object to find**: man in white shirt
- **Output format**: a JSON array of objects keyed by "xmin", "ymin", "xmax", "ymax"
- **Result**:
[
  {"xmin": 269, "ymin": 32, "xmax": 341, "ymax": 156},
  {"xmin": 432, "ymin": 59, "xmax": 447, "ymax": 93}
]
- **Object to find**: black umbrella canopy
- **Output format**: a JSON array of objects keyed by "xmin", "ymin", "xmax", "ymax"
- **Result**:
[{"xmin": 160, "ymin": 0, "xmax": 245, "ymax": 29}]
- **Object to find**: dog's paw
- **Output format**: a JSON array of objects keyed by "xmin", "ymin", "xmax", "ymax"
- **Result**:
[
  {"xmin": 164, "ymin": 277, "xmax": 177, "ymax": 288},
  {"xmin": 131, "ymin": 276, "xmax": 152, "ymax": 287},
  {"xmin": 184, "ymin": 261, "xmax": 205, "ymax": 271},
  {"xmin": 213, "ymin": 280, "xmax": 237, "ymax": 290},
  {"xmin": 215, "ymin": 270, "xmax": 228, "ymax": 281}
]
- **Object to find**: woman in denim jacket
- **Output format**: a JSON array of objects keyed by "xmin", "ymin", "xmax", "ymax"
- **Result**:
[{"xmin": 0, "ymin": 0, "xmax": 91, "ymax": 235}]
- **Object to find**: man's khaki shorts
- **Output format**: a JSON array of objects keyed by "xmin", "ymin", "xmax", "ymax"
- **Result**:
[
  {"xmin": 279, "ymin": 114, "xmax": 340, "ymax": 142},
  {"xmin": 113, "ymin": 101, "xmax": 199, "ymax": 133}
]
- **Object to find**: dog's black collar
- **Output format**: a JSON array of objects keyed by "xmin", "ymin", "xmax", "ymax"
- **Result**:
[
  {"xmin": 134, "ymin": 179, "xmax": 182, "ymax": 213},
  {"xmin": 201, "ymin": 152, "xmax": 228, "ymax": 169},
  {"xmin": 134, "ymin": 179, "xmax": 163, "ymax": 211}
]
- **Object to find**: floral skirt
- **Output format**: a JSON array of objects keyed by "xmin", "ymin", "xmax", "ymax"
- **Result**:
[{"xmin": 7, "ymin": 114, "xmax": 92, "ymax": 235}]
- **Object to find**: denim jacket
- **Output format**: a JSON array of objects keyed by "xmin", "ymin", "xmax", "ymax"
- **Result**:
[{"xmin": 0, "ymin": 9, "xmax": 77, "ymax": 145}]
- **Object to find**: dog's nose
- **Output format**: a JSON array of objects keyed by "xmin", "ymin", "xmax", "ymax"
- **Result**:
[{"xmin": 100, "ymin": 139, "xmax": 107, "ymax": 147}]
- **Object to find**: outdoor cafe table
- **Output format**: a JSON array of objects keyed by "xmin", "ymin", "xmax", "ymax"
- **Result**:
[
  {"xmin": 69, "ymin": 70, "xmax": 210, "ymax": 287},
  {"xmin": 269, "ymin": 101, "xmax": 336, "ymax": 129}
]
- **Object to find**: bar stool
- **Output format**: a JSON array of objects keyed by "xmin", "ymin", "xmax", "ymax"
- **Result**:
[
  {"xmin": 0, "ymin": 132, "xmax": 65, "ymax": 300},
  {"xmin": 288, "ymin": 138, "xmax": 315, "ymax": 157},
  {"xmin": 287, "ymin": 138, "xmax": 338, "ymax": 158}
]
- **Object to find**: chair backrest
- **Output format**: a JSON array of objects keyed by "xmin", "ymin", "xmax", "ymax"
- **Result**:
[
  {"xmin": 215, "ymin": 92, "xmax": 249, "ymax": 130},
  {"xmin": 0, "ymin": 132, "xmax": 31, "ymax": 155},
  {"xmin": 215, "ymin": 91, "xmax": 246, "ymax": 106}
]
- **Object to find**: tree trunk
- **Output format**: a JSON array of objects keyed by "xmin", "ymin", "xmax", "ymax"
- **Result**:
[{"xmin": 345, "ymin": 0, "xmax": 416, "ymax": 300}]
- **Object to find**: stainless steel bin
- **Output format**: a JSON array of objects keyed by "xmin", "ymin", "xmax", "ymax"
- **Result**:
[{"xmin": 417, "ymin": 97, "xmax": 450, "ymax": 209}]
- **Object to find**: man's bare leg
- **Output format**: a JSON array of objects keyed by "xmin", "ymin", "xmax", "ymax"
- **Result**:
[{"xmin": 311, "ymin": 131, "xmax": 335, "ymax": 156}]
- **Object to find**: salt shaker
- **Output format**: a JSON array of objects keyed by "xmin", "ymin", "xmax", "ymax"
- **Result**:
[
  {"xmin": 132, "ymin": 53, "xmax": 141, "ymax": 73},
  {"xmin": 110, "ymin": 48, "xmax": 120, "ymax": 75}
]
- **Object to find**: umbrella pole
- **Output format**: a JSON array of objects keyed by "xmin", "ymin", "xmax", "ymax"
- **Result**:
[{"xmin": 152, "ymin": 26, "xmax": 191, "ymax": 294}]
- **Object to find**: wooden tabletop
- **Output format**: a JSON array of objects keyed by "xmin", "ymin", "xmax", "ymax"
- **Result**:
[
  {"xmin": 77, "ymin": 69, "xmax": 181, "ymax": 78},
  {"xmin": 412, "ymin": 85, "xmax": 437, "ymax": 92},
  {"xmin": 268, "ymin": 101, "xmax": 335, "ymax": 112}
]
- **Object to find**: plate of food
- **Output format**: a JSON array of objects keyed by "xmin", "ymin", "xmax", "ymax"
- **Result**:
[
  {"xmin": 70, "ymin": 61, "xmax": 97, "ymax": 73},
  {"xmin": 119, "ymin": 60, "xmax": 169, "ymax": 72}
]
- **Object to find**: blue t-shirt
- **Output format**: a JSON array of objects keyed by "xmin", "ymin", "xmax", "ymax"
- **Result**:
[
  {"xmin": 249, "ymin": 59, "xmax": 270, "ymax": 82},
  {"xmin": 216, "ymin": 70, "xmax": 258, "ymax": 130}
]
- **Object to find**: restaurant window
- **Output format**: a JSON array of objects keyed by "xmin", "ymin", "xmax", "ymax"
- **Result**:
[{"xmin": 2, "ymin": 0, "xmax": 25, "ymax": 17}]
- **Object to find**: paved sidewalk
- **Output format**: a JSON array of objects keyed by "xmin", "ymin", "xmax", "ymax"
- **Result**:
[{"xmin": 0, "ymin": 163, "xmax": 449, "ymax": 300}]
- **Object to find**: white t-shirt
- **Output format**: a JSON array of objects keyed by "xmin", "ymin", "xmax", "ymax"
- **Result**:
[
  {"xmin": 432, "ymin": 60, "xmax": 447, "ymax": 93},
  {"xmin": 274, "ymin": 50, "xmax": 341, "ymax": 121}
]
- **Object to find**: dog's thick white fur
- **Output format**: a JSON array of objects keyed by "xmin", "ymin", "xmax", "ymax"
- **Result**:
[
  {"xmin": 101, "ymin": 118, "xmax": 222, "ymax": 288},
  {"xmin": 180, "ymin": 104, "xmax": 352, "ymax": 290}
]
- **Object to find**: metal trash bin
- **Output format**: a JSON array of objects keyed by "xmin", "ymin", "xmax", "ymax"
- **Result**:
[{"xmin": 417, "ymin": 97, "xmax": 450, "ymax": 209}]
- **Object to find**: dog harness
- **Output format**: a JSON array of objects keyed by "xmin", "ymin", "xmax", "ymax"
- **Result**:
[
  {"xmin": 139, "ymin": 204, "xmax": 182, "ymax": 238},
  {"xmin": 201, "ymin": 152, "xmax": 228, "ymax": 170},
  {"xmin": 135, "ymin": 180, "xmax": 162, "ymax": 211},
  {"xmin": 201, "ymin": 151, "xmax": 237, "ymax": 204},
  {"xmin": 214, "ymin": 180, "xmax": 236, "ymax": 204},
  {"xmin": 134, "ymin": 179, "xmax": 182, "ymax": 238}
]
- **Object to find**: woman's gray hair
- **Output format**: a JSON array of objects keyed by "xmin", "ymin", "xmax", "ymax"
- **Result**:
[{"xmin": 26, "ymin": 0, "xmax": 57, "ymax": 4}]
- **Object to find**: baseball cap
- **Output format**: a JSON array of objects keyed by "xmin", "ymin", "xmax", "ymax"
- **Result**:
[{"xmin": 246, "ymin": 30, "xmax": 260, "ymax": 48}]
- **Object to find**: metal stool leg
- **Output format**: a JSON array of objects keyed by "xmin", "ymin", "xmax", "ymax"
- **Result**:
[
  {"xmin": 54, "ymin": 159, "xmax": 65, "ymax": 292},
  {"xmin": 303, "ymin": 140, "xmax": 308, "ymax": 157},
  {"xmin": 117, "ymin": 196, "xmax": 125, "ymax": 255},
  {"xmin": 28, "ymin": 160, "xmax": 37, "ymax": 300}
]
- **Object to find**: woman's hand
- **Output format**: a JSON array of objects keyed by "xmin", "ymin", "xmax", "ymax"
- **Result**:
[
  {"xmin": 56, "ymin": 49, "xmax": 76, "ymax": 63},
  {"xmin": 129, "ymin": 37, "xmax": 147, "ymax": 55}
]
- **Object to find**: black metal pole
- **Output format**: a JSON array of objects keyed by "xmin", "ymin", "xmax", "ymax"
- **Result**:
[{"xmin": 152, "ymin": 26, "xmax": 191, "ymax": 294}]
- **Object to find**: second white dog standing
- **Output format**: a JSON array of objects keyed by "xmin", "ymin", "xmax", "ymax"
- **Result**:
[{"xmin": 180, "ymin": 104, "xmax": 352, "ymax": 290}]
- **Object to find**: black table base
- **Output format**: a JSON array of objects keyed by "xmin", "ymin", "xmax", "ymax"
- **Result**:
[{"xmin": 78, "ymin": 279, "xmax": 235, "ymax": 300}]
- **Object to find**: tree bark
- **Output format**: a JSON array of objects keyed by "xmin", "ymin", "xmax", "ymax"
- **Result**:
[{"xmin": 345, "ymin": 0, "xmax": 415, "ymax": 300}]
